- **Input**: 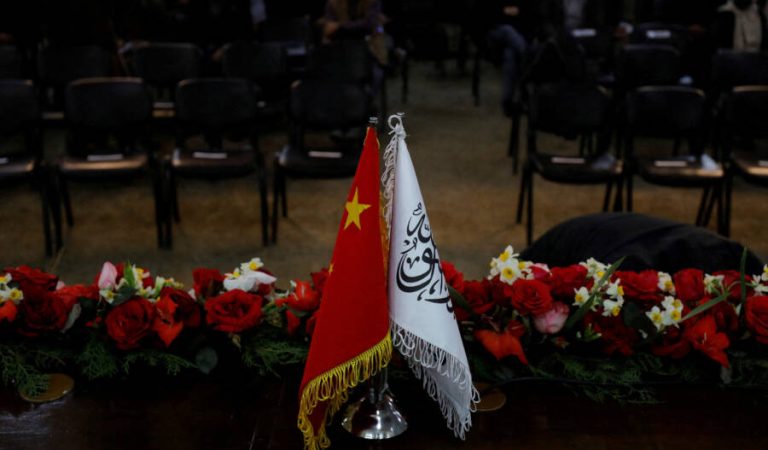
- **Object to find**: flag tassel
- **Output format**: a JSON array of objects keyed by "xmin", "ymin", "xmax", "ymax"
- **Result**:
[
  {"xmin": 390, "ymin": 321, "xmax": 480, "ymax": 439},
  {"xmin": 298, "ymin": 334, "xmax": 393, "ymax": 450}
]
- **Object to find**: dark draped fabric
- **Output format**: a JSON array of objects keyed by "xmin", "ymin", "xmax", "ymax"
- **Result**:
[{"xmin": 521, "ymin": 213, "xmax": 764, "ymax": 274}]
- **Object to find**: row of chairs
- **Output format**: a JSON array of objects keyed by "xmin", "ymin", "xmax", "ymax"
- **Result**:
[
  {"xmin": 0, "ymin": 74, "xmax": 372, "ymax": 256},
  {"xmin": 516, "ymin": 82, "xmax": 768, "ymax": 245}
]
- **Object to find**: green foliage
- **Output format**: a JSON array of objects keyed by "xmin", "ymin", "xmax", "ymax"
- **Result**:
[
  {"xmin": 0, "ymin": 342, "xmax": 50, "ymax": 397},
  {"xmin": 122, "ymin": 350, "xmax": 196, "ymax": 377},
  {"xmin": 241, "ymin": 326, "xmax": 308, "ymax": 376},
  {"xmin": 76, "ymin": 335, "xmax": 120, "ymax": 380},
  {"xmin": 729, "ymin": 351, "xmax": 768, "ymax": 388},
  {"xmin": 565, "ymin": 258, "xmax": 625, "ymax": 331}
]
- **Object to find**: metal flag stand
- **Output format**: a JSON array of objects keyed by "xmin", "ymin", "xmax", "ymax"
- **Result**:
[{"xmin": 341, "ymin": 368, "xmax": 408, "ymax": 439}]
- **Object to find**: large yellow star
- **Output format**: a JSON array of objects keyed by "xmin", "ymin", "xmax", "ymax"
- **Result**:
[{"xmin": 344, "ymin": 188, "xmax": 371, "ymax": 230}]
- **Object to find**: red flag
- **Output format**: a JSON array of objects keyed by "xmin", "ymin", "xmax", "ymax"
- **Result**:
[{"xmin": 297, "ymin": 126, "xmax": 392, "ymax": 450}]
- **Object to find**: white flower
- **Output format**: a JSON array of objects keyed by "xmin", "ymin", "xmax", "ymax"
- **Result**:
[
  {"xmin": 573, "ymin": 286, "xmax": 590, "ymax": 306},
  {"xmin": 0, "ymin": 273, "xmax": 11, "ymax": 286},
  {"xmin": 489, "ymin": 245, "xmax": 518, "ymax": 278},
  {"xmin": 657, "ymin": 272, "xmax": 675, "ymax": 294},
  {"xmin": 581, "ymin": 258, "xmax": 607, "ymax": 279},
  {"xmin": 647, "ymin": 306, "xmax": 665, "ymax": 330},
  {"xmin": 100, "ymin": 288, "xmax": 116, "ymax": 304},
  {"xmin": 240, "ymin": 257, "xmax": 265, "ymax": 274},
  {"xmin": 224, "ymin": 270, "xmax": 276, "ymax": 292},
  {"xmin": 606, "ymin": 280, "xmax": 624, "ymax": 301},
  {"xmin": 761, "ymin": 264, "xmax": 768, "ymax": 282},
  {"xmin": 704, "ymin": 274, "xmax": 724, "ymax": 295},
  {"xmin": 602, "ymin": 297, "xmax": 624, "ymax": 317},
  {"xmin": 660, "ymin": 296, "xmax": 684, "ymax": 327}
]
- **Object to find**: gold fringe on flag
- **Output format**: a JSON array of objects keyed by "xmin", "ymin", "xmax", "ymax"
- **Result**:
[{"xmin": 297, "ymin": 333, "xmax": 393, "ymax": 450}]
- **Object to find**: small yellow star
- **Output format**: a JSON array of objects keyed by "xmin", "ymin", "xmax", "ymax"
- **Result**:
[
  {"xmin": 328, "ymin": 262, "xmax": 334, "ymax": 274},
  {"xmin": 344, "ymin": 188, "xmax": 371, "ymax": 230}
]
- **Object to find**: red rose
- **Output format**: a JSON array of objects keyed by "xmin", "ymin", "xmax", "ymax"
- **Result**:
[
  {"xmin": 488, "ymin": 276, "xmax": 509, "ymax": 306},
  {"xmin": 529, "ymin": 264, "xmax": 551, "ymax": 283},
  {"xmin": 507, "ymin": 279, "xmax": 553, "ymax": 316},
  {"xmin": 706, "ymin": 299, "xmax": 739, "ymax": 334},
  {"xmin": 652, "ymin": 326, "xmax": 691, "ymax": 359},
  {"xmin": 549, "ymin": 264, "xmax": 588, "ymax": 298},
  {"xmin": 713, "ymin": 270, "xmax": 749, "ymax": 302},
  {"xmin": 615, "ymin": 270, "xmax": 661, "ymax": 303},
  {"xmin": 55, "ymin": 284, "xmax": 99, "ymax": 309},
  {"xmin": 4, "ymin": 265, "xmax": 58, "ymax": 292},
  {"xmin": 105, "ymin": 297, "xmax": 155, "ymax": 350},
  {"xmin": 673, "ymin": 268, "xmax": 705, "ymax": 304},
  {"xmin": 441, "ymin": 261, "xmax": 465, "ymax": 293},
  {"xmin": 192, "ymin": 268, "xmax": 225, "ymax": 299},
  {"xmin": 745, "ymin": 295, "xmax": 768, "ymax": 345},
  {"xmin": 205, "ymin": 289, "xmax": 263, "ymax": 333},
  {"xmin": 310, "ymin": 268, "xmax": 330, "ymax": 297},
  {"xmin": 159, "ymin": 287, "xmax": 201, "ymax": 328},
  {"xmin": 275, "ymin": 280, "xmax": 320, "ymax": 312},
  {"xmin": 683, "ymin": 315, "xmax": 730, "ymax": 367},
  {"xmin": 455, "ymin": 279, "xmax": 494, "ymax": 321},
  {"xmin": 584, "ymin": 312, "xmax": 638, "ymax": 356},
  {"xmin": 17, "ymin": 287, "xmax": 73, "ymax": 336},
  {"xmin": 474, "ymin": 321, "xmax": 528, "ymax": 365},
  {"xmin": 0, "ymin": 301, "xmax": 18, "ymax": 323}
]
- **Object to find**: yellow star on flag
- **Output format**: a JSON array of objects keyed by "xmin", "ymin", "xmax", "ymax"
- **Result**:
[{"xmin": 344, "ymin": 187, "xmax": 371, "ymax": 230}]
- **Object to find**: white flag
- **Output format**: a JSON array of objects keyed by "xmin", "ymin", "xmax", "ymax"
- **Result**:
[{"xmin": 383, "ymin": 115, "xmax": 479, "ymax": 438}]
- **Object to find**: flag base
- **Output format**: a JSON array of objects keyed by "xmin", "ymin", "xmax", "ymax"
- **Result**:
[{"xmin": 341, "ymin": 369, "xmax": 407, "ymax": 440}]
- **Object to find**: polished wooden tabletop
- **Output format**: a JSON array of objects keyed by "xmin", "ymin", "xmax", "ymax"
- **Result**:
[{"xmin": 1, "ymin": 368, "xmax": 767, "ymax": 450}]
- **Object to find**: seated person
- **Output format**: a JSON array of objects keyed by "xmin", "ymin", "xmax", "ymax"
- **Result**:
[
  {"xmin": 715, "ymin": 0, "xmax": 768, "ymax": 51},
  {"xmin": 520, "ymin": 212, "xmax": 764, "ymax": 274}
]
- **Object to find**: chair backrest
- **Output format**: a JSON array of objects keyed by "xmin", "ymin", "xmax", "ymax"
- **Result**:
[
  {"xmin": 711, "ymin": 50, "xmax": 768, "ymax": 91},
  {"xmin": 571, "ymin": 27, "xmax": 613, "ymax": 61},
  {"xmin": 0, "ymin": 45, "xmax": 23, "ymax": 79},
  {"xmin": 222, "ymin": 41, "xmax": 288, "ymax": 85},
  {"xmin": 723, "ymin": 86, "xmax": 768, "ymax": 140},
  {"xmin": 38, "ymin": 45, "xmax": 112, "ymax": 87},
  {"xmin": 260, "ymin": 16, "xmax": 312, "ymax": 45},
  {"xmin": 527, "ymin": 82, "xmax": 611, "ymax": 138},
  {"xmin": 0, "ymin": 80, "xmax": 39, "ymax": 136},
  {"xmin": 130, "ymin": 42, "xmax": 202, "ymax": 87},
  {"xmin": 175, "ymin": 78, "xmax": 258, "ymax": 133},
  {"xmin": 307, "ymin": 40, "xmax": 372, "ymax": 84},
  {"xmin": 626, "ymin": 86, "xmax": 706, "ymax": 138},
  {"xmin": 629, "ymin": 22, "xmax": 688, "ymax": 50},
  {"xmin": 617, "ymin": 44, "xmax": 681, "ymax": 88},
  {"xmin": 289, "ymin": 78, "xmax": 370, "ymax": 130}
]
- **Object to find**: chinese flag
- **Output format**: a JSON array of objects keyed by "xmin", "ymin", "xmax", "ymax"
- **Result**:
[{"xmin": 297, "ymin": 125, "xmax": 392, "ymax": 450}]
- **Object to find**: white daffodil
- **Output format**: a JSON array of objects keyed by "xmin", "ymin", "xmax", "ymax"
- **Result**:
[
  {"xmin": 657, "ymin": 272, "xmax": 675, "ymax": 294},
  {"xmin": 704, "ymin": 274, "xmax": 724, "ymax": 295},
  {"xmin": 100, "ymin": 288, "xmax": 116, "ymax": 304},
  {"xmin": 224, "ymin": 270, "xmax": 276, "ymax": 293},
  {"xmin": 606, "ymin": 280, "xmax": 624, "ymax": 301},
  {"xmin": 602, "ymin": 297, "xmax": 624, "ymax": 317},
  {"xmin": 761, "ymin": 264, "xmax": 768, "ymax": 282},
  {"xmin": 498, "ymin": 263, "xmax": 522, "ymax": 285},
  {"xmin": 646, "ymin": 306, "xmax": 665, "ymax": 331},
  {"xmin": 0, "ymin": 273, "xmax": 10, "ymax": 286},
  {"xmin": 660, "ymin": 296, "xmax": 684, "ymax": 327},
  {"xmin": 8, "ymin": 288, "xmax": 23, "ymax": 303},
  {"xmin": 489, "ymin": 245, "xmax": 518, "ymax": 278},
  {"xmin": 581, "ymin": 258, "xmax": 607, "ymax": 279},
  {"xmin": 754, "ymin": 283, "xmax": 768, "ymax": 295},
  {"xmin": 240, "ymin": 257, "xmax": 265, "ymax": 274},
  {"xmin": 573, "ymin": 286, "xmax": 590, "ymax": 307}
]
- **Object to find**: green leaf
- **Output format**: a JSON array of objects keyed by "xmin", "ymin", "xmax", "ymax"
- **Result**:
[
  {"xmin": 112, "ymin": 283, "xmax": 137, "ymax": 305},
  {"xmin": 681, "ymin": 290, "xmax": 729, "ymax": 322},
  {"xmin": 622, "ymin": 302, "xmax": 657, "ymax": 342},
  {"xmin": 449, "ymin": 285, "xmax": 478, "ymax": 321},
  {"xmin": 76, "ymin": 335, "xmax": 120, "ymax": 380},
  {"xmin": 565, "ymin": 257, "xmax": 625, "ymax": 331},
  {"xmin": 195, "ymin": 346, "xmax": 219, "ymax": 375}
]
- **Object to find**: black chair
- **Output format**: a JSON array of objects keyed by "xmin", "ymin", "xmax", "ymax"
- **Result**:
[
  {"xmin": 222, "ymin": 41, "xmax": 290, "ymax": 123},
  {"xmin": 0, "ymin": 80, "xmax": 58, "ymax": 255},
  {"xmin": 165, "ymin": 78, "xmax": 268, "ymax": 247},
  {"xmin": 37, "ymin": 46, "xmax": 112, "ymax": 121},
  {"xmin": 616, "ymin": 44, "xmax": 682, "ymax": 90},
  {"xmin": 624, "ymin": 86, "xmax": 725, "ymax": 233},
  {"xmin": 272, "ymin": 78, "xmax": 371, "ymax": 243},
  {"xmin": 629, "ymin": 22, "xmax": 688, "ymax": 51},
  {"xmin": 711, "ymin": 51, "xmax": 768, "ymax": 90},
  {"xmin": 260, "ymin": 16, "xmax": 312, "ymax": 77},
  {"xmin": 55, "ymin": 77, "xmax": 165, "ymax": 248},
  {"xmin": 516, "ymin": 82, "xmax": 622, "ymax": 245},
  {"xmin": 0, "ymin": 45, "xmax": 23, "ymax": 78},
  {"xmin": 128, "ymin": 42, "xmax": 202, "ymax": 118},
  {"xmin": 570, "ymin": 27, "xmax": 615, "ymax": 86},
  {"xmin": 721, "ymin": 86, "xmax": 768, "ymax": 237}
]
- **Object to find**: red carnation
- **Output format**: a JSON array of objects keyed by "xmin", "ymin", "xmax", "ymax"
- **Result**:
[
  {"xmin": 205, "ymin": 289, "xmax": 263, "ymax": 333},
  {"xmin": 192, "ymin": 268, "xmax": 225, "ymax": 299},
  {"xmin": 55, "ymin": 284, "xmax": 99, "ymax": 308},
  {"xmin": 673, "ymin": 268, "xmax": 705, "ymax": 305},
  {"xmin": 584, "ymin": 312, "xmax": 638, "ymax": 356},
  {"xmin": 455, "ymin": 279, "xmax": 494, "ymax": 321},
  {"xmin": 153, "ymin": 295, "xmax": 183, "ymax": 347},
  {"xmin": 441, "ymin": 261, "xmax": 465, "ymax": 293},
  {"xmin": 745, "ymin": 295, "xmax": 768, "ymax": 345},
  {"xmin": 615, "ymin": 270, "xmax": 661, "ymax": 303},
  {"xmin": 105, "ymin": 297, "xmax": 156, "ymax": 350},
  {"xmin": 4, "ymin": 265, "xmax": 58, "ymax": 292},
  {"xmin": 507, "ymin": 279, "xmax": 553, "ymax": 316},
  {"xmin": 159, "ymin": 287, "xmax": 201, "ymax": 328},
  {"xmin": 17, "ymin": 287, "xmax": 73, "ymax": 336},
  {"xmin": 549, "ymin": 264, "xmax": 588, "ymax": 298}
]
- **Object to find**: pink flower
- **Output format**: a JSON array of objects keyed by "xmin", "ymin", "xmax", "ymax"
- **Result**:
[
  {"xmin": 97, "ymin": 262, "xmax": 118, "ymax": 289},
  {"xmin": 533, "ymin": 301, "xmax": 570, "ymax": 335}
]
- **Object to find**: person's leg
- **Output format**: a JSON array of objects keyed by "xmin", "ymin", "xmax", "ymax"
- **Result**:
[{"xmin": 487, "ymin": 24, "xmax": 526, "ymax": 114}]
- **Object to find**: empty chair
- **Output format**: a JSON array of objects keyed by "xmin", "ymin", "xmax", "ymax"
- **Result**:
[
  {"xmin": 624, "ymin": 86, "xmax": 725, "ymax": 232},
  {"xmin": 272, "ymin": 78, "xmax": 371, "ymax": 243},
  {"xmin": 37, "ymin": 45, "xmax": 112, "ymax": 120},
  {"xmin": 616, "ymin": 44, "xmax": 682, "ymax": 90},
  {"xmin": 128, "ymin": 42, "xmax": 202, "ymax": 116},
  {"xmin": 55, "ymin": 78, "xmax": 164, "ymax": 247},
  {"xmin": 166, "ymin": 78, "xmax": 268, "ymax": 247},
  {"xmin": 260, "ymin": 16, "xmax": 312, "ymax": 76},
  {"xmin": 0, "ymin": 80, "xmax": 58, "ymax": 255},
  {"xmin": 516, "ymin": 82, "xmax": 622, "ymax": 245},
  {"xmin": 721, "ymin": 86, "xmax": 768, "ymax": 236}
]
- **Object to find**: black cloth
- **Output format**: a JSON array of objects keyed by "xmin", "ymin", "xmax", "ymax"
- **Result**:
[{"xmin": 520, "ymin": 213, "xmax": 764, "ymax": 274}]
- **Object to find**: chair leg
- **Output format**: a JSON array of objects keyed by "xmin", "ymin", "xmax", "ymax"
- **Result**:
[
  {"xmin": 526, "ymin": 168, "xmax": 534, "ymax": 246},
  {"xmin": 516, "ymin": 163, "xmax": 528, "ymax": 224},
  {"xmin": 151, "ymin": 170, "xmax": 166, "ymax": 249},
  {"xmin": 695, "ymin": 186, "xmax": 711, "ymax": 226},
  {"xmin": 509, "ymin": 114, "xmax": 521, "ymax": 173},
  {"xmin": 472, "ymin": 52, "xmax": 481, "ymax": 106},
  {"xmin": 46, "ymin": 166, "xmax": 63, "ymax": 252},
  {"xmin": 37, "ymin": 172, "xmax": 53, "ymax": 257},
  {"xmin": 271, "ymin": 166, "xmax": 283, "ymax": 244},
  {"xmin": 401, "ymin": 55, "xmax": 409, "ymax": 104},
  {"xmin": 701, "ymin": 185, "xmax": 720, "ymax": 228},
  {"xmin": 626, "ymin": 174, "xmax": 634, "ymax": 212},
  {"xmin": 259, "ymin": 170, "xmax": 269, "ymax": 247},
  {"xmin": 170, "ymin": 170, "xmax": 180, "ymax": 223},
  {"xmin": 602, "ymin": 180, "xmax": 613, "ymax": 212},
  {"xmin": 722, "ymin": 173, "xmax": 732, "ymax": 237},
  {"xmin": 59, "ymin": 174, "xmax": 74, "ymax": 226}
]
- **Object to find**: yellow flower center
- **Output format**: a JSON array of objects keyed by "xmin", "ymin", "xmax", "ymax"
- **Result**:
[
  {"xmin": 597, "ymin": 270, "xmax": 605, "ymax": 279},
  {"xmin": 501, "ymin": 267, "xmax": 515, "ymax": 280},
  {"xmin": 665, "ymin": 280, "xmax": 674, "ymax": 290},
  {"xmin": 0, "ymin": 276, "xmax": 7, "ymax": 284},
  {"xmin": 612, "ymin": 305, "xmax": 621, "ymax": 316},
  {"xmin": 575, "ymin": 293, "xmax": 585, "ymax": 304},
  {"xmin": 671, "ymin": 309, "xmax": 682, "ymax": 321},
  {"xmin": 518, "ymin": 261, "xmax": 527, "ymax": 270},
  {"xmin": 651, "ymin": 312, "xmax": 663, "ymax": 324},
  {"xmin": 617, "ymin": 286, "xmax": 624, "ymax": 297},
  {"xmin": 249, "ymin": 261, "xmax": 261, "ymax": 271},
  {"xmin": 10, "ymin": 289, "xmax": 23, "ymax": 301},
  {"xmin": 499, "ymin": 251, "xmax": 510, "ymax": 262}
]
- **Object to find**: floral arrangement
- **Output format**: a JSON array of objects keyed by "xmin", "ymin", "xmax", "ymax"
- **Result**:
[
  {"xmin": 443, "ymin": 245, "xmax": 768, "ymax": 401},
  {"xmin": 2, "ymin": 248, "xmax": 768, "ymax": 402},
  {"xmin": 0, "ymin": 259, "xmax": 326, "ymax": 396}
]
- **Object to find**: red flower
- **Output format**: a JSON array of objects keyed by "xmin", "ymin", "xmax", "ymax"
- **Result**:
[
  {"xmin": 584, "ymin": 312, "xmax": 638, "ymax": 356},
  {"xmin": 152, "ymin": 295, "xmax": 183, "ymax": 347},
  {"xmin": 615, "ymin": 270, "xmax": 661, "ymax": 303},
  {"xmin": 310, "ymin": 268, "xmax": 330, "ymax": 298},
  {"xmin": 4, "ymin": 265, "xmax": 58, "ymax": 292},
  {"xmin": 488, "ymin": 276, "xmax": 509, "ymax": 306},
  {"xmin": 17, "ymin": 287, "xmax": 73, "ymax": 336},
  {"xmin": 549, "ymin": 264, "xmax": 588, "ymax": 298},
  {"xmin": 455, "ymin": 279, "xmax": 494, "ymax": 321},
  {"xmin": 533, "ymin": 301, "xmax": 569, "ymax": 334},
  {"xmin": 275, "ymin": 280, "xmax": 320, "ymax": 312},
  {"xmin": 441, "ymin": 261, "xmax": 465, "ymax": 293},
  {"xmin": 745, "ymin": 295, "xmax": 768, "ymax": 345},
  {"xmin": 105, "ymin": 297, "xmax": 155, "ymax": 350},
  {"xmin": 529, "ymin": 264, "xmax": 551, "ymax": 283},
  {"xmin": 0, "ymin": 301, "xmax": 18, "ymax": 323},
  {"xmin": 673, "ymin": 268, "xmax": 705, "ymax": 305},
  {"xmin": 507, "ymin": 279, "xmax": 553, "ymax": 316},
  {"xmin": 205, "ymin": 289, "xmax": 263, "ymax": 333},
  {"xmin": 192, "ymin": 268, "xmax": 225, "ymax": 299},
  {"xmin": 285, "ymin": 310, "xmax": 301, "ymax": 336},
  {"xmin": 474, "ymin": 321, "xmax": 528, "ymax": 365},
  {"xmin": 55, "ymin": 284, "xmax": 99, "ymax": 309},
  {"xmin": 712, "ymin": 270, "xmax": 749, "ymax": 302},
  {"xmin": 683, "ymin": 315, "xmax": 730, "ymax": 367},
  {"xmin": 159, "ymin": 287, "xmax": 201, "ymax": 328},
  {"xmin": 707, "ymin": 299, "xmax": 739, "ymax": 334},
  {"xmin": 652, "ymin": 326, "xmax": 691, "ymax": 359}
]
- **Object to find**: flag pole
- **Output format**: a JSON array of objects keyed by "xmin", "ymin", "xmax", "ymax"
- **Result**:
[{"xmin": 340, "ymin": 115, "xmax": 407, "ymax": 441}]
